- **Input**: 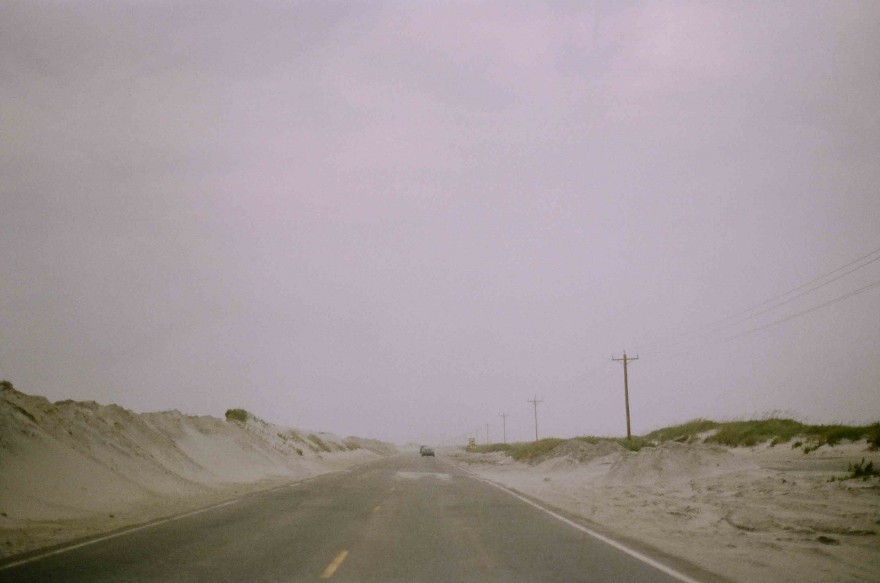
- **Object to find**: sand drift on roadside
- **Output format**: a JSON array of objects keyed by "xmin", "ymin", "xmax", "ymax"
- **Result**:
[
  {"xmin": 0, "ymin": 383, "xmax": 395, "ymax": 559},
  {"xmin": 451, "ymin": 438, "xmax": 880, "ymax": 583}
]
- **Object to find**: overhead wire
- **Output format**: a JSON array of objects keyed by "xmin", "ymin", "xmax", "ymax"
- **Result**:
[
  {"xmin": 605, "ymin": 246, "xmax": 880, "ymax": 428},
  {"xmin": 722, "ymin": 278, "xmax": 880, "ymax": 343},
  {"xmin": 685, "ymin": 254, "xmax": 880, "ymax": 336},
  {"xmin": 659, "ymin": 277, "xmax": 880, "ymax": 359},
  {"xmin": 633, "ymin": 243, "xmax": 880, "ymax": 354},
  {"xmin": 697, "ymin": 244, "xmax": 880, "ymax": 324}
]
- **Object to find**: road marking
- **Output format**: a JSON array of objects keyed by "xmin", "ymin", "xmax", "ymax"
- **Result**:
[
  {"xmin": 373, "ymin": 504, "xmax": 381, "ymax": 512},
  {"xmin": 395, "ymin": 471, "xmax": 451, "ymax": 481},
  {"xmin": 0, "ymin": 499, "xmax": 239, "ymax": 572},
  {"xmin": 441, "ymin": 458, "xmax": 703, "ymax": 583},
  {"xmin": 0, "ymin": 460, "xmax": 386, "ymax": 572},
  {"xmin": 319, "ymin": 550, "xmax": 349, "ymax": 579}
]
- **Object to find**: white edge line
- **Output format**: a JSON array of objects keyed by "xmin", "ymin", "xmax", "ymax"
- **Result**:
[
  {"xmin": 1, "ymin": 461, "xmax": 376, "ymax": 572},
  {"xmin": 0, "ymin": 498, "xmax": 240, "ymax": 572},
  {"xmin": 0, "ymin": 470, "xmax": 360, "ymax": 571},
  {"xmin": 441, "ymin": 457, "xmax": 703, "ymax": 583}
]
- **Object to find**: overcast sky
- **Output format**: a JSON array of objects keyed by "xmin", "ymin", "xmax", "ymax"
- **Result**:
[{"xmin": 2, "ymin": 1, "xmax": 879, "ymax": 444}]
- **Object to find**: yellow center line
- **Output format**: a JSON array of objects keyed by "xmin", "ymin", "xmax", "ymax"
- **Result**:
[{"xmin": 319, "ymin": 550, "xmax": 349, "ymax": 579}]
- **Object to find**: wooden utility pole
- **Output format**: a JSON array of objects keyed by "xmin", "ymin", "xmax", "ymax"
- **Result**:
[
  {"xmin": 499, "ymin": 413, "xmax": 508, "ymax": 444},
  {"xmin": 528, "ymin": 396, "xmax": 543, "ymax": 442},
  {"xmin": 612, "ymin": 351, "xmax": 639, "ymax": 440}
]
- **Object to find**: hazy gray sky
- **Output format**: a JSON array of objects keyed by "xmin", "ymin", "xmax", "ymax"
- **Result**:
[{"xmin": 2, "ymin": 1, "xmax": 879, "ymax": 444}]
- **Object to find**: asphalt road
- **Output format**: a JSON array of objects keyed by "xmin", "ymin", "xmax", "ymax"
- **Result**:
[{"xmin": 0, "ymin": 454, "xmax": 703, "ymax": 582}]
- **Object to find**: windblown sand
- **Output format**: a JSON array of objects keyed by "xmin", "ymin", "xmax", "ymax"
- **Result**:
[
  {"xmin": 451, "ymin": 439, "xmax": 880, "ymax": 583},
  {"xmin": 3, "ymin": 381, "xmax": 876, "ymax": 581},
  {"xmin": 0, "ymin": 384, "xmax": 395, "ymax": 559}
]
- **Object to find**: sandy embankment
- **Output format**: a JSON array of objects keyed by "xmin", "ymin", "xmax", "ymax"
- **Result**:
[
  {"xmin": 0, "ymin": 383, "xmax": 396, "ymax": 559},
  {"xmin": 450, "ymin": 438, "xmax": 880, "ymax": 583}
]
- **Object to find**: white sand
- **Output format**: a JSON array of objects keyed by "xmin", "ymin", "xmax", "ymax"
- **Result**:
[
  {"xmin": 450, "ymin": 439, "xmax": 880, "ymax": 583},
  {"xmin": 0, "ymin": 384, "xmax": 395, "ymax": 559}
]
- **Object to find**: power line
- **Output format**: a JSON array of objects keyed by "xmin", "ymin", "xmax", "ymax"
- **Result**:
[
  {"xmin": 723, "ymin": 278, "xmax": 880, "ymax": 343},
  {"xmin": 685, "ymin": 254, "xmax": 880, "ymax": 341},
  {"xmin": 711, "ymin": 245, "xmax": 880, "ymax": 321},
  {"xmin": 634, "ymin": 244, "xmax": 880, "ymax": 352},
  {"xmin": 661, "ymin": 277, "xmax": 880, "ymax": 359}
]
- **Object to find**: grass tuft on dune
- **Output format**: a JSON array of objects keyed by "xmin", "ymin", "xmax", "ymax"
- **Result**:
[{"xmin": 470, "ymin": 418, "xmax": 878, "ymax": 459}]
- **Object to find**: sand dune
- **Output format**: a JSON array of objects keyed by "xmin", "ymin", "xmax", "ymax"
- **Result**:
[
  {"xmin": 0, "ymin": 382, "xmax": 395, "ymax": 558},
  {"xmin": 451, "ymin": 438, "xmax": 880, "ymax": 583}
]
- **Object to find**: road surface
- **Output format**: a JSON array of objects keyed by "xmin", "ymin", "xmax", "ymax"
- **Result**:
[{"xmin": 0, "ymin": 454, "xmax": 710, "ymax": 582}]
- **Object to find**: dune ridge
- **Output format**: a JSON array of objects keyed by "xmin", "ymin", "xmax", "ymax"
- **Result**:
[{"xmin": 0, "ymin": 382, "xmax": 396, "ymax": 558}]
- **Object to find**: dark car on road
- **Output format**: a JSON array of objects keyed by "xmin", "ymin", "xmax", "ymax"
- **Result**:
[{"xmin": 419, "ymin": 445, "xmax": 435, "ymax": 457}]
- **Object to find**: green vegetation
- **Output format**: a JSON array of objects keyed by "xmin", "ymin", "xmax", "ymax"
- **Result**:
[
  {"xmin": 470, "ymin": 435, "xmax": 651, "ymax": 461},
  {"xmin": 225, "ymin": 408, "xmax": 248, "ymax": 423},
  {"xmin": 830, "ymin": 458, "xmax": 880, "ymax": 482},
  {"xmin": 468, "ymin": 418, "xmax": 878, "ymax": 461},
  {"xmin": 469, "ymin": 443, "xmax": 513, "ymax": 454},
  {"xmin": 706, "ymin": 418, "xmax": 805, "ymax": 447},
  {"xmin": 571, "ymin": 435, "xmax": 652, "ymax": 451},
  {"xmin": 847, "ymin": 458, "xmax": 878, "ymax": 480},
  {"xmin": 470, "ymin": 439, "xmax": 563, "ymax": 461},
  {"xmin": 605, "ymin": 436, "xmax": 653, "ymax": 452},
  {"xmin": 868, "ymin": 424, "xmax": 880, "ymax": 450},
  {"xmin": 644, "ymin": 419, "xmax": 720, "ymax": 444},
  {"xmin": 803, "ymin": 424, "xmax": 872, "ymax": 446},
  {"xmin": 647, "ymin": 418, "xmax": 878, "ymax": 449},
  {"xmin": 506, "ymin": 438, "xmax": 565, "ymax": 461}
]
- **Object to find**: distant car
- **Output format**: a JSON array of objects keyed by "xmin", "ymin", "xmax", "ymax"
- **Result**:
[{"xmin": 419, "ymin": 446, "xmax": 435, "ymax": 457}]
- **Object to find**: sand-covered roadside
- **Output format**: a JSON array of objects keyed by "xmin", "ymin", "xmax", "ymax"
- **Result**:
[
  {"xmin": 0, "ymin": 383, "xmax": 396, "ymax": 559},
  {"xmin": 449, "ymin": 439, "xmax": 880, "ymax": 583}
]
